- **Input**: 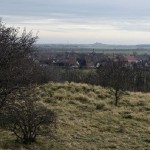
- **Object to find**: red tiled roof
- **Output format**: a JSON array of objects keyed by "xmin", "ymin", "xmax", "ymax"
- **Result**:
[{"xmin": 124, "ymin": 56, "xmax": 138, "ymax": 61}]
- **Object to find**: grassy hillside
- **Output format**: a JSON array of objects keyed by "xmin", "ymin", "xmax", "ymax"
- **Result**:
[{"xmin": 0, "ymin": 82, "xmax": 150, "ymax": 150}]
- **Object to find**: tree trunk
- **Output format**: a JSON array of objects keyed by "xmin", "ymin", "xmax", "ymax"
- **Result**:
[{"xmin": 115, "ymin": 89, "xmax": 119, "ymax": 106}]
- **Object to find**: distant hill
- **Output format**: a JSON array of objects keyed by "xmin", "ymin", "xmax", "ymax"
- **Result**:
[{"xmin": 36, "ymin": 43, "xmax": 150, "ymax": 50}]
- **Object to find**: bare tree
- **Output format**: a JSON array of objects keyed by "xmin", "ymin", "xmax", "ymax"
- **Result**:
[
  {"xmin": 0, "ymin": 87, "xmax": 57, "ymax": 144},
  {"xmin": 97, "ymin": 61, "xmax": 132, "ymax": 106},
  {"xmin": 0, "ymin": 20, "xmax": 38, "ymax": 108}
]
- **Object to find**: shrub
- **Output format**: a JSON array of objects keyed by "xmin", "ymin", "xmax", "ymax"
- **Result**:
[
  {"xmin": 0, "ymin": 20, "xmax": 38, "ymax": 109},
  {"xmin": 0, "ymin": 87, "xmax": 57, "ymax": 144}
]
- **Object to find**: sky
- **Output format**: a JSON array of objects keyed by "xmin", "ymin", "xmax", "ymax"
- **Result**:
[{"xmin": 1, "ymin": 0, "xmax": 150, "ymax": 44}]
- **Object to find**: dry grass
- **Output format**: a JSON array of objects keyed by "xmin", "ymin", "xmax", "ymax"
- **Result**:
[{"xmin": 0, "ymin": 82, "xmax": 150, "ymax": 150}]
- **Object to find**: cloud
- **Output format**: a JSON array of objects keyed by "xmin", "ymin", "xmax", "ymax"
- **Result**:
[
  {"xmin": 1, "ymin": 0, "xmax": 150, "ymax": 44},
  {"xmin": 1, "ymin": 0, "xmax": 150, "ymax": 18}
]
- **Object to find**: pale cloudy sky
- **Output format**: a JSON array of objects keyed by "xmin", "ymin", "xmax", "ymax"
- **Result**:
[{"xmin": 1, "ymin": 0, "xmax": 150, "ymax": 44}]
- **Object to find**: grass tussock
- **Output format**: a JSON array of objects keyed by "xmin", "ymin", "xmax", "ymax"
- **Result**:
[{"xmin": 0, "ymin": 82, "xmax": 150, "ymax": 150}]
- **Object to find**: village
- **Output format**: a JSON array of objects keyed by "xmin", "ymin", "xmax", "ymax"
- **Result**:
[{"xmin": 37, "ymin": 50, "xmax": 150, "ymax": 69}]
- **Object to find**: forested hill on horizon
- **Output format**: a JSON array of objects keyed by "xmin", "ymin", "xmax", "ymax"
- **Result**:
[{"xmin": 36, "ymin": 43, "xmax": 150, "ymax": 50}]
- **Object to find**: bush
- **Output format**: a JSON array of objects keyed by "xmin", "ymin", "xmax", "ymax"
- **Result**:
[
  {"xmin": 0, "ymin": 87, "xmax": 57, "ymax": 144},
  {"xmin": 0, "ymin": 20, "xmax": 38, "ymax": 109}
]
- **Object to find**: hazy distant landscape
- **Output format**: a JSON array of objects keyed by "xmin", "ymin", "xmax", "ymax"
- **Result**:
[
  {"xmin": 37, "ymin": 42, "xmax": 150, "ymax": 49},
  {"xmin": 36, "ymin": 43, "xmax": 150, "ymax": 54}
]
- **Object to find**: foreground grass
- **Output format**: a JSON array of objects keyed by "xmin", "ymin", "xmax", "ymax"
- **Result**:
[{"xmin": 0, "ymin": 82, "xmax": 150, "ymax": 150}]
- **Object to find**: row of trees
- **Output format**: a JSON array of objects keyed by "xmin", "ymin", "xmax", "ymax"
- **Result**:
[{"xmin": 43, "ymin": 62, "xmax": 150, "ymax": 106}]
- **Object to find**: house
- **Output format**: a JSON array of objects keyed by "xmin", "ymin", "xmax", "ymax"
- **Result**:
[{"xmin": 123, "ymin": 56, "xmax": 139, "ymax": 63}]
